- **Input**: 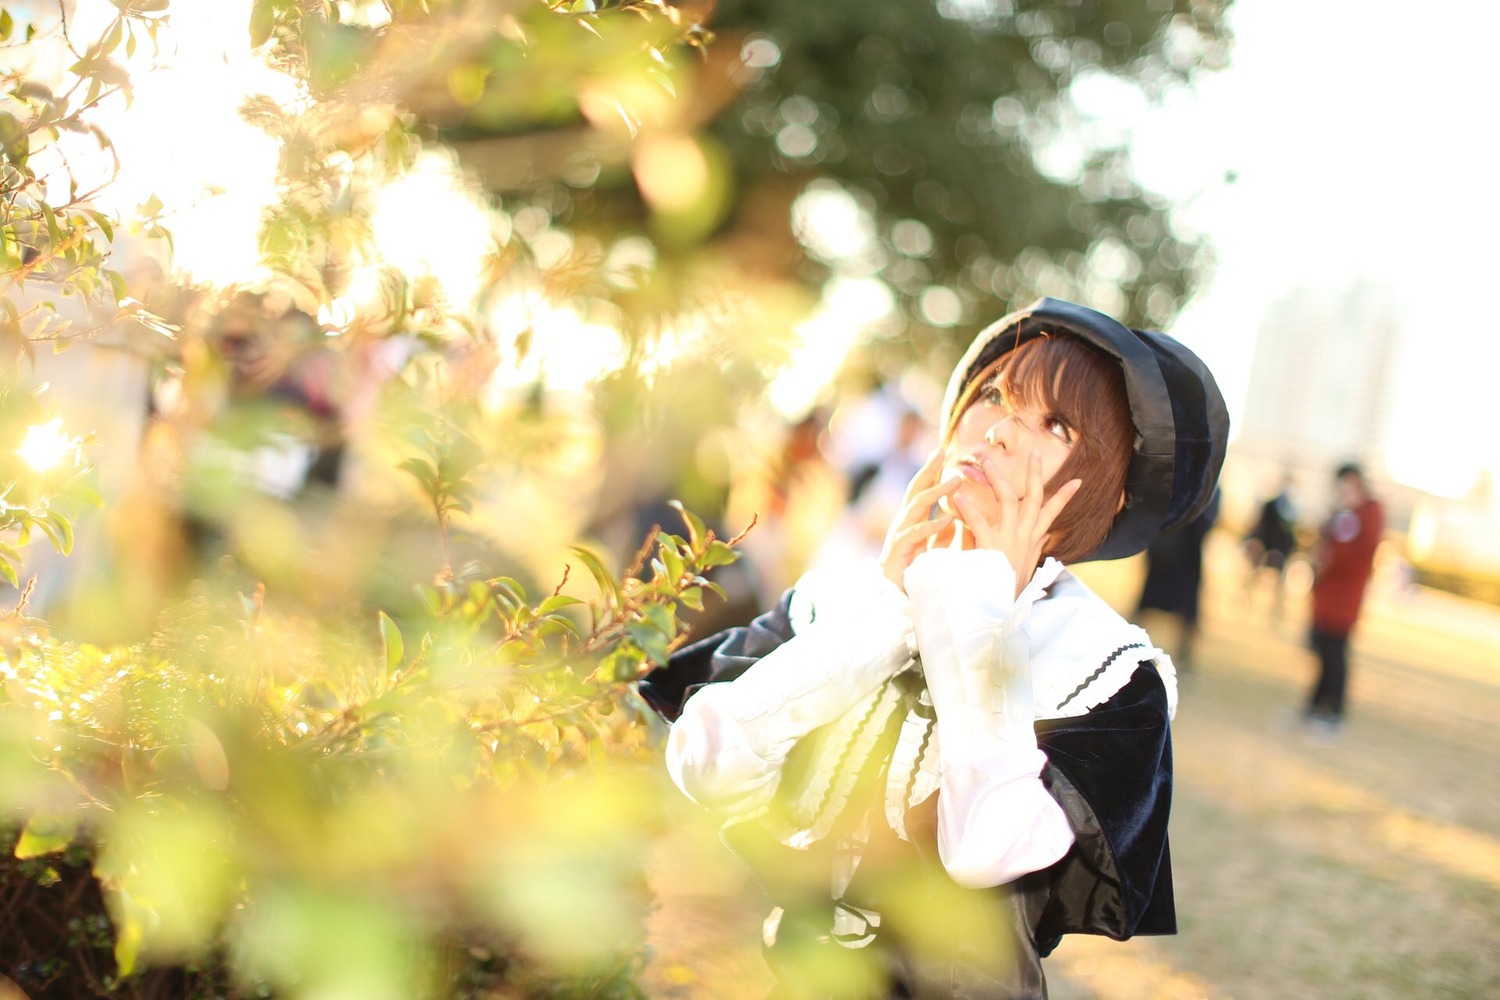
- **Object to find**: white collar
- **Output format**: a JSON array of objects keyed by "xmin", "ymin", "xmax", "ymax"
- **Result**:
[{"xmin": 1024, "ymin": 565, "xmax": 1177, "ymax": 720}]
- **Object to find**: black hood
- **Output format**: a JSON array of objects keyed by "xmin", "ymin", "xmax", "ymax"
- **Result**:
[{"xmin": 940, "ymin": 297, "xmax": 1229, "ymax": 561}]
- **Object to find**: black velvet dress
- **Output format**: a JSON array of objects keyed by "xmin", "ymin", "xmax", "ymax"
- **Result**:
[{"xmin": 640, "ymin": 592, "xmax": 1177, "ymax": 1000}]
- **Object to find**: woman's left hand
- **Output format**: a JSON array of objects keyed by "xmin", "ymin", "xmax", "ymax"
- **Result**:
[
  {"xmin": 949, "ymin": 449, "xmax": 1082, "ymax": 595},
  {"xmin": 879, "ymin": 449, "xmax": 962, "ymax": 591}
]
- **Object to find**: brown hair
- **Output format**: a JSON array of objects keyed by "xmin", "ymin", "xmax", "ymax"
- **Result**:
[{"xmin": 947, "ymin": 333, "xmax": 1135, "ymax": 564}]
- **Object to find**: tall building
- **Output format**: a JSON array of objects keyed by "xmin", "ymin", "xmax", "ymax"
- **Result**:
[{"xmin": 1235, "ymin": 279, "xmax": 1401, "ymax": 475}]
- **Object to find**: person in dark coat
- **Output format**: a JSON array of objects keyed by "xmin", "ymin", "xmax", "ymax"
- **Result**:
[
  {"xmin": 640, "ymin": 299, "xmax": 1229, "ymax": 998},
  {"xmin": 1243, "ymin": 475, "xmax": 1298, "ymax": 617},
  {"xmin": 1305, "ymin": 463, "xmax": 1383, "ymax": 737},
  {"xmin": 1134, "ymin": 488, "xmax": 1220, "ymax": 671}
]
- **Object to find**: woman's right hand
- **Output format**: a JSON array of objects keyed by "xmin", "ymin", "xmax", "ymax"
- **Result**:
[
  {"xmin": 950, "ymin": 448, "xmax": 1081, "ymax": 599},
  {"xmin": 879, "ymin": 448, "xmax": 961, "ymax": 591}
]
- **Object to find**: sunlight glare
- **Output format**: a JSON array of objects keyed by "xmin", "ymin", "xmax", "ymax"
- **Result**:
[
  {"xmin": 74, "ymin": 0, "xmax": 300, "ymax": 286},
  {"xmin": 1383, "ymin": 334, "xmax": 1492, "ymax": 500},
  {"xmin": 484, "ymin": 290, "xmax": 627, "ymax": 397},
  {"xmin": 335, "ymin": 1, "xmax": 394, "ymax": 28},
  {"xmin": 1385, "ymin": 443, "xmax": 1481, "ymax": 501},
  {"xmin": 769, "ymin": 277, "xmax": 894, "ymax": 419},
  {"xmin": 370, "ymin": 151, "xmax": 496, "ymax": 309},
  {"xmin": 791, "ymin": 181, "xmax": 876, "ymax": 265},
  {"xmin": 18, "ymin": 419, "xmax": 77, "ymax": 474},
  {"xmin": 318, "ymin": 298, "xmax": 358, "ymax": 332}
]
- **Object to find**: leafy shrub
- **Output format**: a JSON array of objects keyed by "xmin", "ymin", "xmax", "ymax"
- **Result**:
[{"xmin": 1, "ymin": 498, "xmax": 740, "ymax": 997}]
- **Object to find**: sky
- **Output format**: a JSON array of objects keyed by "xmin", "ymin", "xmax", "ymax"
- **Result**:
[{"xmin": 1124, "ymin": 0, "xmax": 1500, "ymax": 500}]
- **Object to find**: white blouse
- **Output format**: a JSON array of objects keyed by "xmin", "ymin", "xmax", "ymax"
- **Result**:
[{"xmin": 665, "ymin": 549, "xmax": 1174, "ymax": 889}]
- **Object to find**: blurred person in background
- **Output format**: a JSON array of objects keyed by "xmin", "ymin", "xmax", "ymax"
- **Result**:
[
  {"xmin": 1304, "ymin": 462, "xmax": 1383, "ymax": 741},
  {"xmin": 732, "ymin": 406, "xmax": 845, "ymax": 606},
  {"xmin": 641, "ymin": 298, "xmax": 1227, "ymax": 999},
  {"xmin": 813, "ymin": 405, "xmax": 934, "ymax": 571},
  {"xmin": 148, "ymin": 293, "xmax": 350, "ymax": 563},
  {"xmin": 1243, "ymin": 472, "xmax": 1298, "ymax": 617},
  {"xmin": 1133, "ymin": 487, "xmax": 1220, "ymax": 672},
  {"xmin": 828, "ymin": 381, "xmax": 918, "ymax": 508}
]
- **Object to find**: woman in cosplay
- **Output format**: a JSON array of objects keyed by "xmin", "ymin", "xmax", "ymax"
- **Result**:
[{"xmin": 640, "ymin": 298, "xmax": 1229, "ymax": 999}]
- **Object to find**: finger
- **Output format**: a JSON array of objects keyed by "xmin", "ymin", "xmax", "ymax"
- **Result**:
[
  {"xmin": 891, "ymin": 452, "xmax": 950, "ymax": 528},
  {"xmin": 983, "ymin": 458, "xmax": 1020, "ymax": 522},
  {"xmin": 950, "ymin": 487, "xmax": 1000, "ymax": 549},
  {"xmin": 1036, "ymin": 478, "xmax": 1084, "ymax": 534},
  {"xmin": 1017, "ymin": 448, "xmax": 1046, "ymax": 536},
  {"xmin": 959, "ymin": 481, "xmax": 1007, "ymax": 547},
  {"xmin": 894, "ymin": 514, "xmax": 953, "ymax": 559},
  {"xmin": 926, "ymin": 518, "xmax": 955, "ymax": 552},
  {"xmin": 976, "ymin": 453, "xmax": 1018, "ymax": 508},
  {"xmin": 905, "ymin": 476, "xmax": 963, "ymax": 516},
  {"xmin": 884, "ymin": 511, "xmax": 953, "ymax": 584},
  {"xmin": 897, "ymin": 513, "xmax": 953, "ymax": 545},
  {"xmin": 1026, "ymin": 449, "xmax": 1044, "ymax": 505},
  {"xmin": 892, "ymin": 483, "xmax": 963, "ymax": 540},
  {"xmin": 900, "ymin": 448, "xmax": 947, "ymax": 504}
]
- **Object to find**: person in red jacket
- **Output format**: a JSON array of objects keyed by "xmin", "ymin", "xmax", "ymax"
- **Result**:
[{"xmin": 1306, "ymin": 463, "xmax": 1383, "ymax": 736}]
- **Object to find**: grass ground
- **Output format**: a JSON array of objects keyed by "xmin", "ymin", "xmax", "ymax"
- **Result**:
[{"xmin": 640, "ymin": 531, "xmax": 1500, "ymax": 999}]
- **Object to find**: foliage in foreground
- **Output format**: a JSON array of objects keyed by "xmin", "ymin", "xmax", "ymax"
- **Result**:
[
  {"xmin": 1, "ymin": 493, "xmax": 742, "ymax": 997},
  {"xmin": 3, "ymin": 2, "xmax": 742, "ymax": 992}
]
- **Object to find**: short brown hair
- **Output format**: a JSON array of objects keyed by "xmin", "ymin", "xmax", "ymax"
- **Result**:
[{"xmin": 946, "ymin": 333, "xmax": 1135, "ymax": 564}]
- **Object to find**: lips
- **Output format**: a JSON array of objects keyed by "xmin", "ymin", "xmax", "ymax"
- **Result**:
[{"xmin": 956, "ymin": 457, "xmax": 989, "ymax": 485}]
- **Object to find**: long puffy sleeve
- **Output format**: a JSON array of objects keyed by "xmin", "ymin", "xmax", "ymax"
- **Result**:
[
  {"xmin": 653, "ymin": 562, "xmax": 915, "ymax": 814},
  {"xmin": 903, "ymin": 548, "xmax": 1076, "ymax": 888}
]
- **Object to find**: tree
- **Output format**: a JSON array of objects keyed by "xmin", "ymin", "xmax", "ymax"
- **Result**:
[
  {"xmin": 420, "ymin": 0, "xmax": 1232, "ymax": 356},
  {"xmin": 1, "ymin": 2, "xmax": 747, "ymax": 995},
  {"xmin": 705, "ymin": 0, "xmax": 1232, "ymax": 335}
]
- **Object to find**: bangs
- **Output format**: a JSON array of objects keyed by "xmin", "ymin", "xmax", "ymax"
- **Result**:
[
  {"xmin": 999, "ymin": 334, "xmax": 1115, "ymax": 431},
  {"xmin": 948, "ymin": 330, "xmax": 1137, "ymax": 563}
]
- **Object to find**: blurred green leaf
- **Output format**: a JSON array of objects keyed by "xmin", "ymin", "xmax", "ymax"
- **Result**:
[
  {"xmin": 571, "ymin": 546, "xmax": 623, "ymax": 613},
  {"xmin": 624, "ymin": 621, "xmax": 669, "ymax": 667},
  {"xmin": 113, "ymin": 887, "xmax": 144, "ymax": 976},
  {"xmin": 14, "ymin": 813, "xmax": 78, "ymax": 859},
  {"xmin": 379, "ymin": 610, "xmax": 404, "ymax": 671},
  {"xmin": 701, "ymin": 540, "xmax": 738, "ymax": 569},
  {"xmin": 397, "ymin": 457, "xmax": 439, "ymax": 491},
  {"xmin": 249, "ymin": 0, "xmax": 275, "ymax": 47},
  {"xmin": 0, "ymin": 556, "xmax": 19, "ymax": 589},
  {"xmin": 538, "ymin": 594, "xmax": 585, "ymax": 614},
  {"xmin": 668, "ymin": 499, "xmax": 704, "ymax": 549}
]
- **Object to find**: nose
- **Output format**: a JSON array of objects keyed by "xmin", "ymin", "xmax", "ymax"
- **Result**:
[{"xmin": 983, "ymin": 414, "xmax": 1018, "ymax": 449}]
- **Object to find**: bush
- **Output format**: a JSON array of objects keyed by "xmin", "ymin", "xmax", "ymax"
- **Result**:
[
  {"xmin": 0, "ymin": 502, "xmax": 740, "ymax": 996},
  {"xmin": 1, "ymin": 1, "xmax": 746, "ymax": 990}
]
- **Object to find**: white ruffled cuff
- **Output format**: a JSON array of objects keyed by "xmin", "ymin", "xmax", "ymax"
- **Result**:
[
  {"xmin": 727, "ymin": 559, "xmax": 914, "ymax": 730},
  {"xmin": 904, "ymin": 549, "xmax": 1064, "ymax": 760}
]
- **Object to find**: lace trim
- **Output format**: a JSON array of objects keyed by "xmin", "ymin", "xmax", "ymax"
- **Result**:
[{"xmin": 1054, "ymin": 642, "xmax": 1147, "ymax": 713}]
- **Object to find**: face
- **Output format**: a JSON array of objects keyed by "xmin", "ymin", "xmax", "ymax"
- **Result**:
[
  {"xmin": 1336, "ymin": 472, "xmax": 1365, "ymax": 508},
  {"xmin": 941, "ymin": 358, "xmax": 1077, "ymax": 507}
]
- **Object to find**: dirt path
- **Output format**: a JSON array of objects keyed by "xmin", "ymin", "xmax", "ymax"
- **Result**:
[{"xmin": 642, "ymin": 534, "xmax": 1500, "ymax": 999}]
